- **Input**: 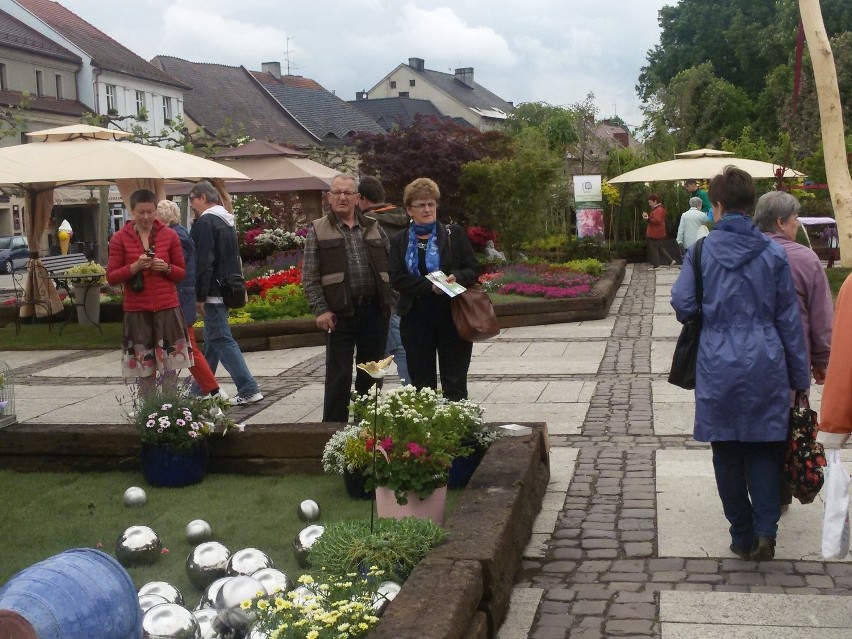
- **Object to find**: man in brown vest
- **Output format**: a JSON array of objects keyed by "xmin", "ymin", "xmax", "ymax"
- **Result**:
[{"xmin": 302, "ymin": 174, "xmax": 393, "ymax": 422}]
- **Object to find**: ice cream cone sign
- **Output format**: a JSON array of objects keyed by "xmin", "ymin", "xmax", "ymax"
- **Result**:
[{"xmin": 58, "ymin": 219, "xmax": 73, "ymax": 255}]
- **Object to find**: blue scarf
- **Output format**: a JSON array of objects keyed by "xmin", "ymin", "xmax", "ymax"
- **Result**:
[{"xmin": 405, "ymin": 222, "xmax": 440, "ymax": 275}]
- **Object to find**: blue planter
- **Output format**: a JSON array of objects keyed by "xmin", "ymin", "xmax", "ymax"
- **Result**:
[
  {"xmin": 140, "ymin": 441, "xmax": 208, "ymax": 488},
  {"xmin": 448, "ymin": 446, "xmax": 486, "ymax": 489},
  {"xmin": 343, "ymin": 469, "xmax": 374, "ymax": 500}
]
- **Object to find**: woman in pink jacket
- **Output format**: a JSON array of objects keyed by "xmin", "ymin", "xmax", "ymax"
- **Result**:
[{"xmin": 106, "ymin": 189, "xmax": 193, "ymax": 393}]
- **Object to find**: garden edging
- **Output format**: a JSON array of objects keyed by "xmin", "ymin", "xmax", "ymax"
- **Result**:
[{"xmin": 0, "ymin": 422, "xmax": 550, "ymax": 639}]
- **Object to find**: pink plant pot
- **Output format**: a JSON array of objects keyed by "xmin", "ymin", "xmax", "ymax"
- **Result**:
[{"xmin": 375, "ymin": 485, "xmax": 447, "ymax": 526}]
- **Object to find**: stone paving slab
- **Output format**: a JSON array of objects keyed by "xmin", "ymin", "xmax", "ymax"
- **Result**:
[
  {"xmin": 660, "ymin": 591, "xmax": 852, "ymax": 634},
  {"xmin": 14, "ymin": 383, "xmax": 127, "ymax": 423},
  {"xmin": 653, "ymin": 314, "xmax": 682, "ymax": 339},
  {"xmin": 495, "ymin": 319, "xmax": 615, "ymax": 340},
  {"xmin": 526, "ymin": 447, "xmax": 579, "ymax": 557},
  {"xmin": 470, "ymin": 341, "xmax": 607, "ymax": 375},
  {"xmin": 657, "ymin": 449, "xmax": 852, "ymax": 561},
  {"xmin": 497, "ymin": 588, "xmax": 545, "ymax": 639},
  {"xmin": 32, "ymin": 350, "xmax": 121, "ymax": 377},
  {"xmin": 0, "ymin": 350, "xmax": 80, "ymax": 369}
]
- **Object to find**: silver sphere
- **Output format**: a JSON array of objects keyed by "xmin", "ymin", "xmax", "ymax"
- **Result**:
[
  {"xmin": 139, "ymin": 581, "xmax": 184, "ymax": 606},
  {"xmin": 372, "ymin": 580, "xmax": 402, "ymax": 616},
  {"xmin": 293, "ymin": 524, "xmax": 324, "ymax": 568},
  {"xmin": 214, "ymin": 575, "xmax": 265, "ymax": 632},
  {"xmin": 226, "ymin": 547, "xmax": 273, "ymax": 576},
  {"xmin": 290, "ymin": 584, "xmax": 316, "ymax": 607},
  {"xmin": 115, "ymin": 525, "xmax": 161, "ymax": 566},
  {"xmin": 123, "ymin": 486, "xmax": 148, "ymax": 507},
  {"xmin": 196, "ymin": 577, "xmax": 231, "ymax": 611},
  {"xmin": 193, "ymin": 607, "xmax": 236, "ymax": 639},
  {"xmin": 251, "ymin": 567, "xmax": 293, "ymax": 595},
  {"xmin": 142, "ymin": 602, "xmax": 199, "ymax": 639},
  {"xmin": 186, "ymin": 541, "xmax": 231, "ymax": 590},
  {"xmin": 296, "ymin": 499, "xmax": 321, "ymax": 523},
  {"xmin": 185, "ymin": 519, "xmax": 213, "ymax": 545},
  {"xmin": 139, "ymin": 594, "xmax": 169, "ymax": 613}
]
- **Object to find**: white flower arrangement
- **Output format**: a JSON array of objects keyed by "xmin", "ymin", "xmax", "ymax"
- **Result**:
[{"xmin": 253, "ymin": 228, "xmax": 306, "ymax": 253}]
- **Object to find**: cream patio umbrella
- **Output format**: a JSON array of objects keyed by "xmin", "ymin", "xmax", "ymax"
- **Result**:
[
  {"xmin": 608, "ymin": 148, "xmax": 805, "ymax": 183},
  {"xmin": 0, "ymin": 124, "xmax": 249, "ymax": 318}
]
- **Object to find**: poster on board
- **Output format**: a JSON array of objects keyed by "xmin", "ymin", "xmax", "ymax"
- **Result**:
[{"xmin": 573, "ymin": 175, "xmax": 604, "ymax": 241}]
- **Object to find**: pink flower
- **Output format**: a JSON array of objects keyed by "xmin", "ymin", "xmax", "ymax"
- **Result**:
[{"xmin": 407, "ymin": 442, "xmax": 427, "ymax": 457}]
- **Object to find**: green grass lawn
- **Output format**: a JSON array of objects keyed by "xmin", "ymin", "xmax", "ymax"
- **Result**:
[
  {"xmin": 0, "ymin": 469, "xmax": 460, "ymax": 600},
  {"xmin": 826, "ymin": 267, "xmax": 851, "ymax": 300},
  {"xmin": 0, "ymin": 320, "xmax": 122, "ymax": 349}
]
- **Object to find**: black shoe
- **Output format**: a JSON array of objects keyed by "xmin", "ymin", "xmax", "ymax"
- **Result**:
[
  {"xmin": 729, "ymin": 543, "xmax": 752, "ymax": 560},
  {"xmin": 750, "ymin": 537, "xmax": 775, "ymax": 561}
]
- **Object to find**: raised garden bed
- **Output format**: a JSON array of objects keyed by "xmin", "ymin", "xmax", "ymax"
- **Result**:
[{"xmin": 0, "ymin": 422, "xmax": 549, "ymax": 639}]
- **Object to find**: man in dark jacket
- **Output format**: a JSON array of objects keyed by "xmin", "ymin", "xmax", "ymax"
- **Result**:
[
  {"xmin": 302, "ymin": 174, "xmax": 392, "ymax": 422},
  {"xmin": 358, "ymin": 175, "xmax": 410, "ymax": 386},
  {"xmin": 189, "ymin": 181, "xmax": 262, "ymax": 406}
]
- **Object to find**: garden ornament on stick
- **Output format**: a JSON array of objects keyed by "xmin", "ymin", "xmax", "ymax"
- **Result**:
[{"xmin": 357, "ymin": 356, "xmax": 394, "ymax": 533}]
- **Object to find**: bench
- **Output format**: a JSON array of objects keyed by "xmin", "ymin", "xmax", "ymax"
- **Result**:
[{"xmin": 39, "ymin": 253, "xmax": 90, "ymax": 275}]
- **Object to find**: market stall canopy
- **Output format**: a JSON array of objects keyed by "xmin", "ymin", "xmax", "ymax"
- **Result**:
[
  {"xmin": 609, "ymin": 148, "xmax": 804, "ymax": 184},
  {"xmin": 168, "ymin": 139, "xmax": 338, "ymax": 195}
]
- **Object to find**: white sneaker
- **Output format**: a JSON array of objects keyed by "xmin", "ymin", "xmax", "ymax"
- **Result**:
[
  {"xmin": 202, "ymin": 389, "xmax": 229, "ymax": 401},
  {"xmin": 230, "ymin": 392, "xmax": 263, "ymax": 406}
]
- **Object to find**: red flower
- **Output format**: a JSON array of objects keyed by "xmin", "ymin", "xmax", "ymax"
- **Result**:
[{"xmin": 407, "ymin": 442, "xmax": 427, "ymax": 457}]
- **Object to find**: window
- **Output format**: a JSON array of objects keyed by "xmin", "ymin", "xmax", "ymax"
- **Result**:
[
  {"xmin": 389, "ymin": 80, "xmax": 396, "ymax": 89},
  {"xmin": 35, "ymin": 70, "xmax": 43, "ymax": 96},
  {"xmin": 162, "ymin": 96, "xmax": 172, "ymax": 124},
  {"xmin": 55, "ymin": 74, "xmax": 63, "ymax": 99},
  {"xmin": 135, "ymin": 91, "xmax": 145, "ymax": 117},
  {"xmin": 398, "ymin": 91, "xmax": 409, "ymax": 98},
  {"xmin": 105, "ymin": 84, "xmax": 117, "ymax": 113},
  {"xmin": 409, "ymin": 79, "xmax": 416, "ymax": 87},
  {"xmin": 0, "ymin": 64, "xmax": 7, "ymax": 91}
]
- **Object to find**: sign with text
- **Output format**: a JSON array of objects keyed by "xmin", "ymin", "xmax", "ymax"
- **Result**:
[{"xmin": 573, "ymin": 175, "xmax": 604, "ymax": 240}]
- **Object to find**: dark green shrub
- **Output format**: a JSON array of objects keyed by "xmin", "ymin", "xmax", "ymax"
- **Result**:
[{"xmin": 563, "ymin": 238, "xmax": 613, "ymax": 261}]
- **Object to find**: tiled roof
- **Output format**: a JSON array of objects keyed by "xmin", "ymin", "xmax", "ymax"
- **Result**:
[
  {"xmin": 0, "ymin": 88, "xmax": 92, "ymax": 116},
  {"xmin": 348, "ymin": 96, "xmax": 472, "ymax": 130},
  {"xmin": 411, "ymin": 66, "xmax": 513, "ymax": 116},
  {"xmin": 14, "ymin": 0, "xmax": 188, "ymax": 88},
  {"xmin": 151, "ymin": 56, "xmax": 318, "ymax": 148},
  {"xmin": 251, "ymin": 71, "xmax": 385, "ymax": 143},
  {"xmin": 0, "ymin": 9, "xmax": 80, "ymax": 63}
]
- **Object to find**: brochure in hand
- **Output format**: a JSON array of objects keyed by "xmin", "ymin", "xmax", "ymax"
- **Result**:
[{"xmin": 426, "ymin": 270, "xmax": 467, "ymax": 297}]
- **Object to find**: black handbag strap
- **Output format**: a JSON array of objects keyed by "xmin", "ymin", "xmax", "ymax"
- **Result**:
[{"xmin": 694, "ymin": 237, "xmax": 705, "ymax": 311}]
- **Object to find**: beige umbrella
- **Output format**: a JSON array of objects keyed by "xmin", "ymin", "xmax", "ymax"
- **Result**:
[
  {"xmin": 609, "ymin": 148, "xmax": 805, "ymax": 183},
  {"xmin": 0, "ymin": 124, "xmax": 249, "ymax": 318}
]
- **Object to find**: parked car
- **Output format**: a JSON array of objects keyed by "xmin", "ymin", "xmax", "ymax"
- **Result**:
[{"xmin": 0, "ymin": 235, "xmax": 29, "ymax": 273}]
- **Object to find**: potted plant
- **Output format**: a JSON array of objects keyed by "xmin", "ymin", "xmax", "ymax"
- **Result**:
[
  {"xmin": 64, "ymin": 261, "xmax": 106, "ymax": 325},
  {"xmin": 321, "ymin": 423, "xmax": 374, "ymax": 499},
  {"xmin": 129, "ymin": 377, "xmax": 232, "ymax": 487},
  {"xmin": 352, "ymin": 385, "xmax": 474, "ymax": 524},
  {"xmin": 443, "ymin": 398, "xmax": 500, "ymax": 488}
]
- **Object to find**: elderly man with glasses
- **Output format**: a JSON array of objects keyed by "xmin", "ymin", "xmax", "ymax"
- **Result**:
[{"xmin": 302, "ymin": 174, "xmax": 393, "ymax": 422}]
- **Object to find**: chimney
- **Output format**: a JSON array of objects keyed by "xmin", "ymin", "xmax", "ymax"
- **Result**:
[
  {"xmin": 408, "ymin": 57, "xmax": 425, "ymax": 71},
  {"xmin": 356, "ymin": 91, "xmax": 369, "ymax": 101},
  {"xmin": 613, "ymin": 130, "xmax": 629, "ymax": 148},
  {"xmin": 262, "ymin": 61, "xmax": 281, "ymax": 79},
  {"xmin": 454, "ymin": 67, "xmax": 474, "ymax": 88}
]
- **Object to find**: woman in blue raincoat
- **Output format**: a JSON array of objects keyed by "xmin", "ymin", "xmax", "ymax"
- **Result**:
[{"xmin": 671, "ymin": 166, "xmax": 810, "ymax": 562}]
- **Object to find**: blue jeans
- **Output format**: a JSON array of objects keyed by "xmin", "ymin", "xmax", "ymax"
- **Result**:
[
  {"xmin": 202, "ymin": 303, "xmax": 260, "ymax": 398},
  {"xmin": 386, "ymin": 312, "xmax": 409, "ymax": 385},
  {"xmin": 711, "ymin": 441, "xmax": 785, "ymax": 550}
]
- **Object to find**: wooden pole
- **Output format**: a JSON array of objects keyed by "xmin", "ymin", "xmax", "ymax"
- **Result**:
[{"xmin": 799, "ymin": 0, "xmax": 852, "ymax": 267}]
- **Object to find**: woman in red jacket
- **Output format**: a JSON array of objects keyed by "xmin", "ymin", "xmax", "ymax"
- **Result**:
[
  {"xmin": 643, "ymin": 193, "xmax": 677, "ymax": 269},
  {"xmin": 107, "ymin": 189, "xmax": 193, "ymax": 394}
]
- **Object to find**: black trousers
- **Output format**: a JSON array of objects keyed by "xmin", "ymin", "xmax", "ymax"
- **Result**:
[
  {"xmin": 323, "ymin": 302, "xmax": 388, "ymax": 422},
  {"xmin": 400, "ymin": 295, "xmax": 473, "ymax": 401}
]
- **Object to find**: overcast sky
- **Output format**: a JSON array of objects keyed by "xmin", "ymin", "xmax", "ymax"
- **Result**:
[{"xmin": 56, "ymin": 0, "xmax": 673, "ymax": 130}]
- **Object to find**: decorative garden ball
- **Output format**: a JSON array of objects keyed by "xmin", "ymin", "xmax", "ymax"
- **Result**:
[
  {"xmin": 192, "ymin": 607, "xmax": 236, "ymax": 639},
  {"xmin": 213, "ymin": 575, "xmax": 265, "ymax": 632},
  {"xmin": 186, "ymin": 541, "xmax": 231, "ymax": 590},
  {"xmin": 372, "ymin": 580, "xmax": 402, "ymax": 616},
  {"xmin": 138, "ymin": 593, "xmax": 169, "ymax": 613},
  {"xmin": 226, "ymin": 547, "xmax": 273, "ymax": 576},
  {"xmin": 115, "ymin": 525, "xmax": 161, "ymax": 566},
  {"xmin": 138, "ymin": 581, "xmax": 184, "ymax": 606},
  {"xmin": 141, "ymin": 602, "xmax": 200, "ymax": 639},
  {"xmin": 251, "ymin": 567, "xmax": 293, "ymax": 595},
  {"xmin": 296, "ymin": 499, "xmax": 321, "ymax": 523},
  {"xmin": 196, "ymin": 577, "xmax": 232, "ymax": 611},
  {"xmin": 123, "ymin": 486, "xmax": 147, "ymax": 507},
  {"xmin": 290, "ymin": 584, "xmax": 316, "ymax": 607},
  {"xmin": 185, "ymin": 519, "xmax": 213, "ymax": 544},
  {"xmin": 293, "ymin": 524, "xmax": 325, "ymax": 567}
]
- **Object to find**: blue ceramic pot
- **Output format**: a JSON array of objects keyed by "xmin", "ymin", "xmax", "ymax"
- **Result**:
[
  {"xmin": 343, "ymin": 469, "xmax": 374, "ymax": 500},
  {"xmin": 448, "ymin": 446, "xmax": 486, "ymax": 489},
  {"xmin": 140, "ymin": 440, "xmax": 208, "ymax": 488}
]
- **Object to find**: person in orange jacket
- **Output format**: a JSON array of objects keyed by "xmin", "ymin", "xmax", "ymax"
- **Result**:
[
  {"xmin": 817, "ymin": 272, "xmax": 852, "ymax": 449},
  {"xmin": 642, "ymin": 193, "xmax": 677, "ymax": 269}
]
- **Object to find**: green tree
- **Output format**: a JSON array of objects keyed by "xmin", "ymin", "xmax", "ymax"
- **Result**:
[{"xmin": 508, "ymin": 102, "xmax": 579, "ymax": 152}]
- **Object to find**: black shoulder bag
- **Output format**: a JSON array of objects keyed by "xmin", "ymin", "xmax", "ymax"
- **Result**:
[{"xmin": 668, "ymin": 237, "xmax": 704, "ymax": 389}]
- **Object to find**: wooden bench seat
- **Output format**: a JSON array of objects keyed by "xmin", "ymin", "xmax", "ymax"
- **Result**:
[{"xmin": 39, "ymin": 252, "xmax": 90, "ymax": 275}]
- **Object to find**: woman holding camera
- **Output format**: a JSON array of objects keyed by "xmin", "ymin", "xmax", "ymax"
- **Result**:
[{"xmin": 107, "ymin": 189, "xmax": 193, "ymax": 394}]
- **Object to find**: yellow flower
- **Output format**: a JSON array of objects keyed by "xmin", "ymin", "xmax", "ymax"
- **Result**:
[
  {"xmin": 257, "ymin": 599, "xmax": 269, "ymax": 610},
  {"xmin": 307, "ymin": 631, "xmax": 319, "ymax": 639},
  {"xmin": 239, "ymin": 600, "xmax": 251, "ymax": 610}
]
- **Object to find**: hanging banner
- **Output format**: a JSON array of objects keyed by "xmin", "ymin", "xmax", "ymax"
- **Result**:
[{"xmin": 573, "ymin": 175, "xmax": 604, "ymax": 241}]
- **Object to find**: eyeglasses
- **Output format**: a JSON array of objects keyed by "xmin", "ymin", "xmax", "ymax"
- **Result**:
[
  {"xmin": 188, "ymin": 194, "xmax": 200, "ymax": 201},
  {"xmin": 410, "ymin": 201, "xmax": 437, "ymax": 210},
  {"xmin": 329, "ymin": 190, "xmax": 357, "ymax": 197}
]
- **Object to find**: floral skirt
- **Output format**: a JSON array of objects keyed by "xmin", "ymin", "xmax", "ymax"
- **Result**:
[{"xmin": 121, "ymin": 307, "xmax": 194, "ymax": 377}]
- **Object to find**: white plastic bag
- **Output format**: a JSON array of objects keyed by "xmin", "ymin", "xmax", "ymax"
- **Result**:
[{"xmin": 822, "ymin": 449, "xmax": 851, "ymax": 560}]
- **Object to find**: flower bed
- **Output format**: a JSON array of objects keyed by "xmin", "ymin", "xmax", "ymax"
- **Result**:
[{"xmin": 480, "ymin": 263, "xmax": 599, "ymax": 299}]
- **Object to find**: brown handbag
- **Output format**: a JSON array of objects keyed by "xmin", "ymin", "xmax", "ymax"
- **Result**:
[{"xmin": 450, "ymin": 286, "xmax": 500, "ymax": 342}]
